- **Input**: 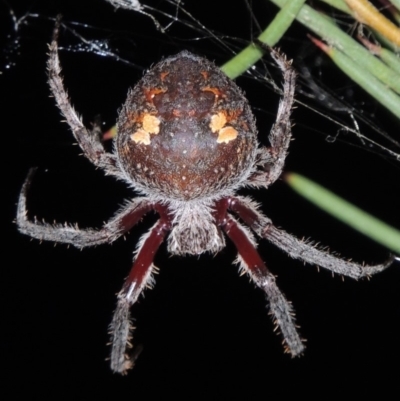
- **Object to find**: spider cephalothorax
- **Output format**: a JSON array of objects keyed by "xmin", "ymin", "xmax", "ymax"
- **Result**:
[{"xmin": 17, "ymin": 21, "xmax": 393, "ymax": 375}]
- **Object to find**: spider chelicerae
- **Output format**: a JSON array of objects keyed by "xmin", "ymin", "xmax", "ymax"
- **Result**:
[{"xmin": 17, "ymin": 22, "xmax": 393, "ymax": 374}]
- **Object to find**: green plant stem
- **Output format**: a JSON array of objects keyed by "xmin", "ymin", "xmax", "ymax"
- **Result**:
[
  {"xmin": 311, "ymin": 37, "xmax": 400, "ymax": 119},
  {"xmin": 319, "ymin": 0, "xmax": 351, "ymax": 13},
  {"xmin": 220, "ymin": 0, "xmax": 306, "ymax": 78},
  {"xmin": 285, "ymin": 173, "xmax": 400, "ymax": 253},
  {"xmin": 268, "ymin": 0, "xmax": 400, "ymax": 94}
]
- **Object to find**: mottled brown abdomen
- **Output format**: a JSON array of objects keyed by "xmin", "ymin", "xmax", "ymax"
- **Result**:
[{"xmin": 117, "ymin": 51, "xmax": 258, "ymax": 200}]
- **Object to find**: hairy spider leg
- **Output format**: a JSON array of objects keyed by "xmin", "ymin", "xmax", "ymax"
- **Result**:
[
  {"xmin": 17, "ymin": 169, "xmax": 154, "ymax": 247},
  {"xmin": 264, "ymin": 225, "xmax": 395, "ymax": 279},
  {"xmin": 228, "ymin": 197, "xmax": 394, "ymax": 279},
  {"xmin": 246, "ymin": 47, "xmax": 296, "ymax": 189},
  {"xmin": 215, "ymin": 198, "xmax": 305, "ymax": 356},
  {"xmin": 48, "ymin": 16, "xmax": 120, "ymax": 178},
  {"xmin": 109, "ymin": 203, "xmax": 172, "ymax": 374}
]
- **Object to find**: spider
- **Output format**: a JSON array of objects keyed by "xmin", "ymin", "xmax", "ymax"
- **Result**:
[{"xmin": 17, "ymin": 22, "xmax": 393, "ymax": 374}]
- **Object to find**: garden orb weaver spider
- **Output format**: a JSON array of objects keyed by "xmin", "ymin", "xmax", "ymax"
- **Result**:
[{"xmin": 16, "ymin": 21, "xmax": 393, "ymax": 374}]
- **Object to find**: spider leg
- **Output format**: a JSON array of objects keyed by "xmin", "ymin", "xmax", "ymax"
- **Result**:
[
  {"xmin": 48, "ymin": 17, "xmax": 121, "ymax": 177},
  {"xmin": 215, "ymin": 199, "xmax": 305, "ymax": 357},
  {"xmin": 109, "ymin": 203, "xmax": 172, "ymax": 374},
  {"xmin": 17, "ymin": 168, "xmax": 153, "ymax": 247},
  {"xmin": 228, "ymin": 196, "xmax": 394, "ymax": 279},
  {"xmin": 246, "ymin": 47, "xmax": 296, "ymax": 189},
  {"xmin": 263, "ymin": 225, "xmax": 395, "ymax": 279}
]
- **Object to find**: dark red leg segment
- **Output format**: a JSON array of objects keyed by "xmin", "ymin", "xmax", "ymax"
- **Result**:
[
  {"xmin": 214, "ymin": 199, "xmax": 266, "ymax": 275},
  {"xmin": 109, "ymin": 203, "xmax": 172, "ymax": 374},
  {"xmin": 122, "ymin": 203, "xmax": 172, "ymax": 295},
  {"xmin": 117, "ymin": 202, "xmax": 155, "ymax": 234},
  {"xmin": 215, "ymin": 198, "xmax": 305, "ymax": 357}
]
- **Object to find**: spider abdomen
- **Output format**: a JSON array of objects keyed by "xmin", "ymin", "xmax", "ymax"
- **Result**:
[{"xmin": 116, "ymin": 51, "xmax": 258, "ymax": 200}]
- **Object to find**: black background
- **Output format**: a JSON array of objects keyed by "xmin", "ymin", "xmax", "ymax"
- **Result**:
[{"xmin": 2, "ymin": 0, "xmax": 399, "ymax": 398}]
